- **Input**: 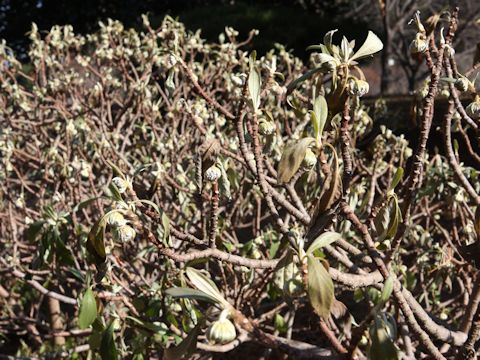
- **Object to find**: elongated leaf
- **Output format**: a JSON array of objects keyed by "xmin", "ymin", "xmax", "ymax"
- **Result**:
[
  {"xmin": 73, "ymin": 197, "xmax": 100, "ymax": 214},
  {"xmin": 313, "ymin": 95, "xmax": 328, "ymax": 140},
  {"xmin": 186, "ymin": 268, "xmax": 228, "ymax": 306},
  {"xmin": 277, "ymin": 137, "xmax": 315, "ymax": 183},
  {"xmin": 286, "ymin": 67, "xmax": 323, "ymax": 93},
  {"xmin": 100, "ymin": 322, "xmax": 118, "ymax": 360},
  {"xmin": 307, "ymin": 255, "xmax": 334, "ymax": 319},
  {"xmin": 86, "ymin": 218, "xmax": 106, "ymax": 264},
  {"xmin": 248, "ymin": 51, "xmax": 261, "ymax": 111},
  {"xmin": 164, "ymin": 324, "xmax": 201, "ymax": 360},
  {"xmin": 165, "ymin": 287, "xmax": 220, "ymax": 304},
  {"xmin": 368, "ymin": 314, "xmax": 399, "ymax": 360},
  {"xmin": 350, "ymin": 31, "xmax": 383, "ymax": 62},
  {"xmin": 307, "ymin": 231, "xmax": 341, "ymax": 255},
  {"xmin": 380, "ymin": 276, "xmax": 394, "ymax": 304},
  {"xmin": 387, "ymin": 167, "xmax": 403, "ymax": 194},
  {"xmin": 78, "ymin": 288, "xmax": 97, "ymax": 329},
  {"xmin": 311, "ymin": 144, "xmax": 341, "ymax": 219},
  {"xmin": 385, "ymin": 196, "xmax": 401, "ymax": 240},
  {"xmin": 323, "ymin": 29, "xmax": 338, "ymax": 53}
]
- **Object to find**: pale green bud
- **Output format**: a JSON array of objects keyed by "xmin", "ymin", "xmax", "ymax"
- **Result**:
[
  {"xmin": 206, "ymin": 309, "xmax": 236, "ymax": 344},
  {"xmin": 302, "ymin": 148, "xmax": 317, "ymax": 169},
  {"xmin": 107, "ymin": 211, "xmax": 127, "ymax": 227}
]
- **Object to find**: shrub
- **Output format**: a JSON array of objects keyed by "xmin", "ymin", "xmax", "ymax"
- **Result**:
[{"xmin": 1, "ymin": 8, "xmax": 480, "ymax": 359}]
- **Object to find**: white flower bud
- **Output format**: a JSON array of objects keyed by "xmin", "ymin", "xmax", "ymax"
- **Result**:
[
  {"xmin": 348, "ymin": 78, "xmax": 369, "ymax": 97},
  {"xmin": 466, "ymin": 100, "xmax": 480, "ymax": 120},
  {"xmin": 409, "ymin": 33, "xmax": 428, "ymax": 54},
  {"xmin": 302, "ymin": 148, "xmax": 317, "ymax": 169},
  {"xmin": 259, "ymin": 119, "xmax": 275, "ymax": 135},
  {"xmin": 112, "ymin": 177, "xmax": 129, "ymax": 193},
  {"xmin": 107, "ymin": 211, "xmax": 127, "ymax": 227},
  {"xmin": 455, "ymin": 77, "xmax": 469, "ymax": 92},
  {"xmin": 205, "ymin": 165, "xmax": 222, "ymax": 182},
  {"xmin": 118, "ymin": 224, "xmax": 136, "ymax": 242}
]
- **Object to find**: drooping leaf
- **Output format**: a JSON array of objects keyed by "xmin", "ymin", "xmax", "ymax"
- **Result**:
[
  {"xmin": 165, "ymin": 287, "xmax": 220, "ymax": 304},
  {"xmin": 368, "ymin": 314, "xmax": 399, "ymax": 360},
  {"xmin": 350, "ymin": 31, "xmax": 384, "ymax": 62},
  {"xmin": 185, "ymin": 268, "xmax": 228, "ymax": 306},
  {"xmin": 86, "ymin": 218, "xmax": 107, "ymax": 264},
  {"xmin": 311, "ymin": 144, "xmax": 342, "ymax": 219},
  {"xmin": 277, "ymin": 137, "xmax": 315, "ymax": 183},
  {"xmin": 100, "ymin": 322, "xmax": 118, "ymax": 360},
  {"xmin": 306, "ymin": 231, "xmax": 341, "ymax": 255},
  {"xmin": 78, "ymin": 288, "xmax": 97, "ymax": 329},
  {"xmin": 163, "ymin": 324, "xmax": 201, "ymax": 360},
  {"xmin": 248, "ymin": 51, "xmax": 261, "ymax": 111},
  {"xmin": 312, "ymin": 95, "xmax": 328, "ymax": 141},
  {"xmin": 307, "ymin": 254, "xmax": 334, "ymax": 319},
  {"xmin": 286, "ymin": 67, "xmax": 323, "ymax": 93}
]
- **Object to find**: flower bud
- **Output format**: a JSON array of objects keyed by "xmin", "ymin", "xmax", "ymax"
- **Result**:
[
  {"xmin": 440, "ymin": 88, "xmax": 450, "ymax": 98},
  {"xmin": 205, "ymin": 165, "xmax": 222, "ymax": 182},
  {"xmin": 118, "ymin": 224, "xmax": 136, "ymax": 242},
  {"xmin": 107, "ymin": 211, "xmax": 127, "ymax": 227},
  {"xmin": 348, "ymin": 78, "xmax": 369, "ymax": 97},
  {"xmin": 454, "ymin": 77, "xmax": 469, "ymax": 92},
  {"xmin": 206, "ymin": 309, "xmax": 236, "ymax": 344},
  {"xmin": 112, "ymin": 177, "xmax": 129, "ymax": 193},
  {"xmin": 302, "ymin": 148, "xmax": 317, "ymax": 169},
  {"xmin": 259, "ymin": 119, "xmax": 275, "ymax": 135},
  {"xmin": 409, "ymin": 33, "xmax": 428, "ymax": 54},
  {"xmin": 466, "ymin": 100, "xmax": 480, "ymax": 120}
]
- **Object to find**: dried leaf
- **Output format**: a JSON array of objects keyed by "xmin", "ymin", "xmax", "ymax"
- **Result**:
[
  {"xmin": 277, "ymin": 137, "xmax": 315, "ymax": 183},
  {"xmin": 307, "ymin": 254, "xmax": 334, "ymax": 319}
]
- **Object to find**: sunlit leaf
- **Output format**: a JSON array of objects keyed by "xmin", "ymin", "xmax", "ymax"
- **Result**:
[
  {"xmin": 78, "ymin": 288, "xmax": 97, "ymax": 329},
  {"xmin": 248, "ymin": 51, "xmax": 261, "ymax": 111},
  {"xmin": 388, "ymin": 167, "xmax": 404, "ymax": 194},
  {"xmin": 307, "ymin": 231, "xmax": 341, "ymax": 255},
  {"xmin": 350, "ymin": 31, "xmax": 383, "ymax": 62},
  {"xmin": 186, "ymin": 267, "xmax": 228, "ymax": 306},
  {"xmin": 86, "ymin": 218, "xmax": 107, "ymax": 264},
  {"xmin": 277, "ymin": 137, "xmax": 315, "ymax": 183},
  {"xmin": 307, "ymin": 254, "xmax": 334, "ymax": 319},
  {"xmin": 165, "ymin": 287, "xmax": 220, "ymax": 304},
  {"xmin": 312, "ymin": 95, "xmax": 328, "ymax": 141},
  {"xmin": 380, "ymin": 276, "xmax": 394, "ymax": 305}
]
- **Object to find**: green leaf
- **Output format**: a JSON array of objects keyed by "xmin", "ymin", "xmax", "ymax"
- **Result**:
[
  {"xmin": 162, "ymin": 212, "xmax": 171, "ymax": 246},
  {"xmin": 310, "ymin": 144, "xmax": 341, "ymax": 218},
  {"xmin": 380, "ymin": 276, "xmax": 394, "ymax": 305},
  {"xmin": 387, "ymin": 167, "xmax": 403, "ymax": 194},
  {"xmin": 186, "ymin": 268, "xmax": 228, "ymax": 306},
  {"xmin": 248, "ymin": 51, "xmax": 261, "ymax": 111},
  {"xmin": 274, "ymin": 314, "xmax": 288, "ymax": 334},
  {"xmin": 26, "ymin": 221, "xmax": 45, "ymax": 242},
  {"xmin": 165, "ymin": 287, "xmax": 220, "ymax": 304},
  {"xmin": 277, "ymin": 137, "xmax": 315, "ymax": 183},
  {"xmin": 286, "ymin": 67, "xmax": 323, "ymax": 93},
  {"xmin": 307, "ymin": 254, "xmax": 334, "ymax": 319},
  {"xmin": 312, "ymin": 95, "xmax": 328, "ymax": 141},
  {"xmin": 78, "ymin": 288, "xmax": 97, "ymax": 329},
  {"xmin": 306, "ymin": 231, "xmax": 341, "ymax": 255},
  {"xmin": 108, "ymin": 183, "xmax": 123, "ymax": 202},
  {"xmin": 350, "ymin": 31, "xmax": 384, "ymax": 62},
  {"xmin": 368, "ymin": 314, "xmax": 399, "ymax": 360},
  {"xmin": 100, "ymin": 322, "xmax": 118, "ymax": 360},
  {"xmin": 163, "ymin": 324, "xmax": 201, "ymax": 360},
  {"xmin": 86, "ymin": 218, "xmax": 107, "ymax": 264}
]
